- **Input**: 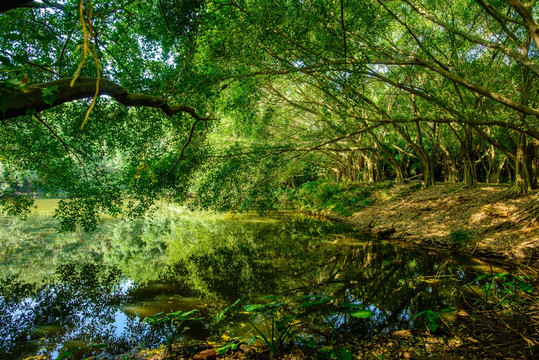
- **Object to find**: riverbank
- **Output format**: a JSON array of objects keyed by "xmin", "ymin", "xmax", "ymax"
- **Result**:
[
  {"xmin": 299, "ymin": 182, "xmax": 538, "ymax": 265},
  {"xmin": 14, "ymin": 184, "xmax": 537, "ymax": 360},
  {"xmin": 342, "ymin": 182, "xmax": 539, "ymax": 264}
]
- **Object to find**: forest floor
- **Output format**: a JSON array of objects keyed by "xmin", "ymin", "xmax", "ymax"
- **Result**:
[{"xmin": 346, "ymin": 182, "xmax": 539, "ymax": 265}]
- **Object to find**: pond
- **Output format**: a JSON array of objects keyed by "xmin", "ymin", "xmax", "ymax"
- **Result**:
[{"xmin": 0, "ymin": 204, "xmax": 508, "ymax": 359}]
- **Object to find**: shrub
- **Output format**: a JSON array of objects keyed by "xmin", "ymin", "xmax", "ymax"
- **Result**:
[{"xmin": 449, "ymin": 229, "xmax": 472, "ymax": 245}]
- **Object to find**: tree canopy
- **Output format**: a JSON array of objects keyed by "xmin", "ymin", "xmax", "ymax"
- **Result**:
[{"xmin": 1, "ymin": 0, "xmax": 538, "ymax": 229}]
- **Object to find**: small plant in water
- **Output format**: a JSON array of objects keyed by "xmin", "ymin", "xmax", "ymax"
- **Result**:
[
  {"xmin": 143, "ymin": 309, "xmax": 204, "ymax": 350},
  {"xmin": 413, "ymin": 308, "xmax": 455, "ymax": 333},
  {"xmin": 56, "ymin": 343, "xmax": 107, "ymax": 360},
  {"xmin": 219, "ymin": 295, "xmax": 373, "ymax": 357},
  {"xmin": 243, "ymin": 295, "xmax": 303, "ymax": 356},
  {"xmin": 467, "ymin": 272, "xmax": 534, "ymax": 306}
]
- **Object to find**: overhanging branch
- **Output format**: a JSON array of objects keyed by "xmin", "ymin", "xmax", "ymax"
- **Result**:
[
  {"xmin": 0, "ymin": 0, "xmax": 65, "ymax": 13},
  {"xmin": 0, "ymin": 77, "xmax": 209, "ymax": 121}
]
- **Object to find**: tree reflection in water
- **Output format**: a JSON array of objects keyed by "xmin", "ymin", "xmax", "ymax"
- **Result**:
[{"xmin": 0, "ymin": 212, "xmax": 496, "ymax": 359}]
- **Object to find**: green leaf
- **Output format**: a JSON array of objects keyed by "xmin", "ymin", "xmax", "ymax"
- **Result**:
[
  {"xmin": 340, "ymin": 349, "xmax": 352, "ymax": 360},
  {"xmin": 247, "ymin": 335, "xmax": 258, "ymax": 347},
  {"xmin": 244, "ymin": 304, "xmax": 262, "ymax": 312},
  {"xmin": 56, "ymin": 348, "xmax": 81, "ymax": 360},
  {"xmin": 13, "ymin": 53, "xmax": 28, "ymax": 64},
  {"xmin": 348, "ymin": 309, "xmax": 374, "ymax": 319},
  {"xmin": 0, "ymin": 55, "xmax": 13, "ymax": 68},
  {"xmin": 42, "ymin": 85, "xmax": 59, "ymax": 106},
  {"xmin": 297, "ymin": 336, "xmax": 317, "ymax": 348}
]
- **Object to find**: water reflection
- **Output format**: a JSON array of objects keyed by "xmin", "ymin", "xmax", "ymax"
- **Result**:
[{"xmin": 0, "ymin": 212, "xmax": 504, "ymax": 359}]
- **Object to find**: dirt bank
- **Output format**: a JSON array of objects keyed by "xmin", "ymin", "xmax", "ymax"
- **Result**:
[{"xmin": 346, "ymin": 183, "xmax": 539, "ymax": 263}]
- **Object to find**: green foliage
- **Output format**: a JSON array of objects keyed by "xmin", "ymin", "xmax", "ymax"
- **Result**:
[
  {"xmin": 449, "ymin": 229, "xmax": 472, "ymax": 245},
  {"xmin": 232, "ymin": 294, "xmax": 374, "ymax": 356},
  {"xmin": 243, "ymin": 295, "xmax": 305, "ymax": 355},
  {"xmin": 0, "ymin": 0, "xmax": 538, "ymax": 228},
  {"xmin": 291, "ymin": 181, "xmax": 384, "ymax": 216},
  {"xmin": 143, "ymin": 309, "xmax": 204, "ymax": 348},
  {"xmin": 215, "ymin": 298, "xmax": 243, "ymax": 324},
  {"xmin": 56, "ymin": 343, "xmax": 107, "ymax": 360},
  {"xmin": 466, "ymin": 273, "xmax": 535, "ymax": 306},
  {"xmin": 414, "ymin": 308, "xmax": 455, "ymax": 333},
  {"xmin": 41, "ymin": 86, "xmax": 59, "ymax": 106},
  {"xmin": 0, "ymin": 192, "xmax": 34, "ymax": 219}
]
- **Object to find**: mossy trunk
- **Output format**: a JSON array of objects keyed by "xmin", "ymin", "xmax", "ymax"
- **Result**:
[
  {"xmin": 394, "ymin": 164, "xmax": 406, "ymax": 184},
  {"xmin": 512, "ymin": 132, "xmax": 532, "ymax": 194},
  {"xmin": 463, "ymin": 126, "xmax": 477, "ymax": 188},
  {"xmin": 528, "ymin": 140, "xmax": 538, "ymax": 189}
]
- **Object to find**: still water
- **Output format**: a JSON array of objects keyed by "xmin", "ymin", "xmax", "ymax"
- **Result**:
[{"xmin": 0, "ymin": 205, "xmax": 506, "ymax": 359}]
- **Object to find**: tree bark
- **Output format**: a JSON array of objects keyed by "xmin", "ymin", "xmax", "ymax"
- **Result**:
[
  {"xmin": 527, "ymin": 139, "xmax": 538, "ymax": 189},
  {"xmin": 440, "ymin": 143, "xmax": 459, "ymax": 182},
  {"xmin": 463, "ymin": 125, "xmax": 477, "ymax": 188},
  {"xmin": 0, "ymin": 77, "xmax": 207, "ymax": 121},
  {"xmin": 507, "ymin": 0, "xmax": 539, "ymax": 49},
  {"xmin": 513, "ymin": 132, "xmax": 532, "ymax": 194},
  {"xmin": 0, "ymin": 0, "xmax": 35, "ymax": 13},
  {"xmin": 422, "ymin": 153, "xmax": 436, "ymax": 187}
]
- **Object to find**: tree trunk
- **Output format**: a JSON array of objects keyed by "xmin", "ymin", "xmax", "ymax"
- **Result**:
[
  {"xmin": 422, "ymin": 153, "xmax": 436, "ymax": 188},
  {"xmin": 439, "ymin": 143, "xmax": 459, "ymax": 182},
  {"xmin": 485, "ymin": 145, "xmax": 500, "ymax": 183},
  {"xmin": 527, "ymin": 139, "xmax": 538, "ymax": 189},
  {"xmin": 511, "ymin": 40, "xmax": 532, "ymax": 194},
  {"xmin": 513, "ymin": 132, "xmax": 532, "ymax": 194},
  {"xmin": 363, "ymin": 155, "xmax": 376, "ymax": 183},
  {"xmin": 463, "ymin": 126, "xmax": 477, "ymax": 188},
  {"xmin": 394, "ymin": 163, "xmax": 406, "ymax": 184}
]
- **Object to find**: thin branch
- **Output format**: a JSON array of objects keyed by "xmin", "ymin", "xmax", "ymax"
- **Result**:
[
  {"xmin": 33, "ymin": 113, "xmax": 88, "ymax": 178},
  {"xmin": 340, "ymin": 0, "xmax": 347, "ymax": 65},
  {"xmin": 166, "ymin": 118, "xmax": 201, "ymax": 177},
  {"xmin": 0, "ymin": 49, "xmax": 59, "ymax": 77}
]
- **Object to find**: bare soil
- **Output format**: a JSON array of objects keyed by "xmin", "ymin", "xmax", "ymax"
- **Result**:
[{"xmin": 348, "ymin": 183, "xmax": 539, "ymax": 264}]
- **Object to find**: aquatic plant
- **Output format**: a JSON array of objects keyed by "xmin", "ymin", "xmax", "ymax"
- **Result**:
[
  {"xmin": 56, "ymin": 343, "xmax": 107, "ymax": 360},
  {"xmin": 414, "ymin": 308, "xmax": 455, "ymax": 333},
  {"xmin": 143, "ymin": 309, "xmax": 204, "ymax": 349},
  {"xmin": 466, "ymin": 272, "xmax": 534, "ymax": 306},
  {"xmin": 239, "ymin": 295, "xmax": 373, "ymax": 356}
]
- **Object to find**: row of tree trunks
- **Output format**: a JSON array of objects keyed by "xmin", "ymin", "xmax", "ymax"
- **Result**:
[{"xmin": 324, "ymin": 130, "xmax": 538, "ymax": 190}]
